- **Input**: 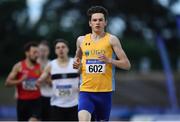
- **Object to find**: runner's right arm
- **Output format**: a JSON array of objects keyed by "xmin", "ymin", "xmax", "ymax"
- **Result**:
[
  {"xmin": 73, "ymin": 36, "xmax": 84, "ymax": 69},
  {"xmin": 5, "ymin": 62, "xmax": 25, "ymax": 86}
]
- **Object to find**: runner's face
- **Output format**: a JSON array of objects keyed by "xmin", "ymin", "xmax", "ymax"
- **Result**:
[
  {"xmin": 55, "ymin": 42, "xmax": 69, "ymax": 58},
  {"xmin": 89, "ymin": 13, "xmax": 107, "ymax": 34},
  {"xmin": 38, "ymin": 44, "xmax": 49, "ymax": 59},
  {"xmin": 26, "ymin": 47, "xmax": 39, "ymax": 63}
]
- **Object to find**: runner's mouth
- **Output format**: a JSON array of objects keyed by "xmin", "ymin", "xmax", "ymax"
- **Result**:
[{"xmin": 95, "ymin": 26, "xmax": 100, "ymax": 28}]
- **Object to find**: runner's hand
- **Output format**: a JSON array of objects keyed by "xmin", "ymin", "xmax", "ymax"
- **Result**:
[
  {"xmin": 73, "ymin": 57, "xmax": 81, "ymax": 69},
  {"xmin": 35, "ymin": 78, "xmax": 42, "ymax": 87},
  {"xmin": 98, "ymin": 54, "xmax": 112, "ymax": 64}
]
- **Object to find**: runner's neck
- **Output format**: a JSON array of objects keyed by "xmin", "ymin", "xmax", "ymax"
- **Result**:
[
  {"xmin": 57, "ymin": 56, "xmax": 69, "ymax": 64},
  {"xmin": 37, "ymin": 58, "xmax": 49, "ymax": 69},
  {"xmin": 91, "ymin": 31, "xmax": 106, "ymax": 41},
  {"xmin": 25, "ymin": 58, "xmax": 36, "ymax": 69},
  {"xmin": 37, "ymin": 58, "xmax": 48, "ymax": 64}
]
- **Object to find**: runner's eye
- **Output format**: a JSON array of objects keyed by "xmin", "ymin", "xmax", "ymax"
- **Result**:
[
  {"xmin": 56, "ymin": 46, "xmax": 60, "ymax": 49},
  {"xmin": 92, "ymin": 19, "xmax": 97, "ymax": 22},
  {"xmin": 61, "ymin": 46, "xmax": 65, "ymax": 49},
  {"xmin": 99, "ymin": 19, "xmax": 103, "ymax": 21}
]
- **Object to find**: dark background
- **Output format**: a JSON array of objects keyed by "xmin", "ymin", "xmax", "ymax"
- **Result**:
[{"xmin": 0, "ymin": 0, "xmax": 179, "ymax": 75}]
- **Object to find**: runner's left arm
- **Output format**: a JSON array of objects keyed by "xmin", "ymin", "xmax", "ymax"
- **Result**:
[{"xmin": 98, "ymin": 35, "xmax": 131, "ymax": 70}]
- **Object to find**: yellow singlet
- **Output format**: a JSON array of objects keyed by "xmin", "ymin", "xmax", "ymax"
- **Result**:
[{"xmin": 80, "ymin": 33, "xmax": 115, "ymax": 92}]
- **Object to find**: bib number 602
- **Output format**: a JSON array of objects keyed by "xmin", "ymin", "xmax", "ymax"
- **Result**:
[{"xmin": 88, "ymin": 65, "xmax": 103, "ymax": 73}]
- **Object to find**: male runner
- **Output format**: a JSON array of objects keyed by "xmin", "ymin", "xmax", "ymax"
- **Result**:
[
  {"xmin": 73, "ymin": 6, "xmax": 131, "ymax": 121},
  {"xmin": 5, "ymin": 42, "xmax": 41, "ymax": 121},
  {"xmin": 37, "ymin": 41, "xmax": 53, "ymax": 121},
  {"xmin": 37, "ymin": 39, "xmax": 79, "ymax": 121}
]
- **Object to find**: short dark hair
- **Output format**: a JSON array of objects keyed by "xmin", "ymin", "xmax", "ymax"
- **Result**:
[
  {"xmin": 54, "ymin": 38, "xmax": 69, "ymax": 48},
  {"xmin": 24, "ymin": 41, "xmax": 38, "ymax": 52},
  {"xmin": 87, "ymin": 6, "xmax": 108, "ymax": 21},
  {"xmin": 39, "ymin": 40, "xmax": 49, "ymax": 47}
]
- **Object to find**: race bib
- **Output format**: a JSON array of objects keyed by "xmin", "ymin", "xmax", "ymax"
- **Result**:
[
  {"xmin": 55, "ymin": 84, "xmax": 72, "ymax": 97},
  {"xmin": 22, "ymin": 78, "xmax": 37, "ymax": 91},
  {"xmin": 86, "ymin": 59, "xmax": 105, "ymax": 73}
]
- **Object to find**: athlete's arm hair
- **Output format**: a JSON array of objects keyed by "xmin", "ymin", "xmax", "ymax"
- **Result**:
[
  {"xmin": 110, "ymin": 35, "xmax": 131, "ymax": 70},
  {"xmin": 5, "ymin": 62, "xmax": 23, "ymax": 86},
  {"xmin": 37, "ymin": 64, "xmax": 51, "ymax": 83},
  {"xmin": 74, "ymin": 36, "xmax": 84, "ymax": 59}
]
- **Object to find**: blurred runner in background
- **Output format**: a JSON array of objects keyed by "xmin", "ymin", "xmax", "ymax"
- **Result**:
[
  {"xmin": 37, "ymin": 40, "xmax": 53, "ymax": 121},
  {"xmin": 37, "ymin": 39, "xmax": 79, "ymax": 121},
  {"xmin": 5, "ymin": 42, "xmax": 41, "ymax": 121}
]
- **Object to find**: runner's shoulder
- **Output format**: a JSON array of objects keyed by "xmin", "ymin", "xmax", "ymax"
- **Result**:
[
  {"xmin": 48, "ymin": 59, "xmax": 56, "ymax": 66},
  {"xmin": 77, "ymin": 36, "xmax": 85, "ymax": 42},
  {"xmin": 13, "ymin": 61, "xmax": 22, "ymax": 72},
  {"xmin": 77, "ymin": 36, "xmax": 85, "ymax": 46},
  {"xmin": 109, "ymin": 34, "xmax": 119, "ymax": 40},
  {"xmin": 109, "ymin": 34, "xmax": 120, "ymax": 45}
]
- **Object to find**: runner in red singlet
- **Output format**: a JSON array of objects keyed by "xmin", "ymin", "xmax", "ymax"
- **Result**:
[{"xmin": 5, "ymin": 42, "xmax": 41, "ymax": 121}]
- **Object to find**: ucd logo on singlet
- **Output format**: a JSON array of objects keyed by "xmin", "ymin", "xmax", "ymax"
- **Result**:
[
  {"xmin": 84, "ymin": 49, "xmax": 106, "ymax": 57},
  {"xmin": 85, "ymin": 50, "xmax": 90, "ymax": 56}
]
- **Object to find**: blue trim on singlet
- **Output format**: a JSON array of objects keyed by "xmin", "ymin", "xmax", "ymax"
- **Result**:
[{"xmin": 112, "ymin": 52, "xmax": 116, "ymax": 91}]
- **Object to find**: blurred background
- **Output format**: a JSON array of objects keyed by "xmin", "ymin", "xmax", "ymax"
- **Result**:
[{"xmin": 0, "ymin": 0, "xmax": 180, "ymax": 121}]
